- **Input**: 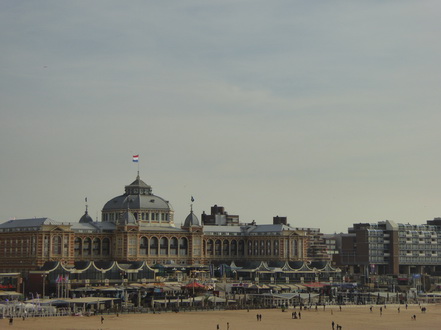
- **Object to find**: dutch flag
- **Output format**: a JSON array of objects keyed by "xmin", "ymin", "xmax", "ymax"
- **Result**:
[{"xmin": 132, "ymin": 155, "xmax": 139, "ymax": 162}]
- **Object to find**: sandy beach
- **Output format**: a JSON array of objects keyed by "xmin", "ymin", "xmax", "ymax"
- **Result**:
[{"xmin": 1, "ymin": 304, "xmax": 439, "ymax": 330}]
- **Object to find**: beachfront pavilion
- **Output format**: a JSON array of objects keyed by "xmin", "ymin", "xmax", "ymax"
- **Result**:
[
  {"xmin": 27, "ymin": 260, "xmax": 157, "ymax": 298},
  {"xmin": 228, "ymin": 260, "xmax": 341, "ymax": 284}
]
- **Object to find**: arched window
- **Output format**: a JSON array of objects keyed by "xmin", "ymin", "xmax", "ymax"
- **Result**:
[
  {"xmin": 267, "ymin": 240, "xmax": 272, "ymax": 256},
  {"xmin": 52, "ymin": 236, "xmax": 62, "ymax": 255},
  {"xmin": 179, "ymin": 238, "xmax": 188, "ymax": 256},
  {"xmin": 238, "ymin": 240, "xmax": 245, "ymax": 256},
  {"xmin": 93, "ymin": 238, "xmax": 101, "ymax": 256},
  {"xmin": 223, "ymin": 240, "xmax": 230, "ymax": 256},
  {"xmin": 102, "ymin": 238, "xmax": 110, "ymax": 256},
  {"xmin": 140, "ymin": 237, "xmax": 148, "ymax": 255},
  {"xmin": 292, "ymin": 239, "xmax": 298, "ymax": 257},
  {"xmin": 170, "ymin": 237, "xmax": 178, "ymax": 256},
  {"xmin": 207, "ymin": 239, "xmax": 214, "ymax": 256},
  {"xmin": 231, "ymin": 240, "xmax": 237, "ymax": 256},
  {"xmin": 83, "ymin": 238, "xmax": 92, "ymax": 256},
  {"xmin": 74, "ymin": 237, "xmax": 82, "ymax": 257},
  {"xmin": 215, "ymin": 240, "xmax": 221, "ymax": 256},
  {"xmin": 150, "ymin": 237, "xmax": 158, "ymax": 255},
  {"xmin": 274, "ymin": 240, "xmax": 279, "ymax": 256},
  {"xmin": 160, "ymin": 237, "xmax": 169, "ymax": 255}
]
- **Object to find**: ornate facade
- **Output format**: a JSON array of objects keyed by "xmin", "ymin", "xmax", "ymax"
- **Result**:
[{"xmin": 0, "ymin": 174, "xmax": 323, "ymax": 275}]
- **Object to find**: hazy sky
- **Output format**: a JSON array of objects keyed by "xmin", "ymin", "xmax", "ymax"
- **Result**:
[{"xmin": 1, "ymin": 1, "xmax": 441, "ymax": 233}]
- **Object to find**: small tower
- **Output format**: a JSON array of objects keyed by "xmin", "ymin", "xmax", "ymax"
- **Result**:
[
  {"xmin": 79, "ymin": 198, "xmax": 93, "ymax": 223},
  {"xmin": 183, "ymin": 204, "xmax": 200, "ymax": 228}
]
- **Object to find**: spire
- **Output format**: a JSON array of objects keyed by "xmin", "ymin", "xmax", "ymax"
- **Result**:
[
  {"xmin": 79, "ymin": 197, "xmax": 93, "ymax": 224},
  {"xmin": 183, "ymin": 195, "xmax": 200, "ymax": 227},
  {"xmin": 190, "ymin": 196, "xmax": 195, "ymax": 213}
]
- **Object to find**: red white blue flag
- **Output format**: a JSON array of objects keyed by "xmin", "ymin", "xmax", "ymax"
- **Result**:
[{"xmin": 132, "ymin": 155, "xmax": 139, "ymax": 162}]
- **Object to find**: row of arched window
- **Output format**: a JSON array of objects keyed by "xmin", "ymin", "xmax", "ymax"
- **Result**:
[
  {"xmin": 205, "ymin": 239, "xmax": 247, "ymax": 257},
  {"xmin": 71, "ymin": 236, "xmax": 189, "ymax": 257},
  {"xmin": 74, "ymin": 237, "xmax": 111, "ymax": 257},
  {"xmin": 54, "ymin": 236, "xmax": 299, "ymax": 259},
  {"xmin": 204, "ymin": 239, "xmax": 295, "ymax": 257},
  {"xmin": 138, "ymin": 236, "xmax": 188, "ymax": 256}
]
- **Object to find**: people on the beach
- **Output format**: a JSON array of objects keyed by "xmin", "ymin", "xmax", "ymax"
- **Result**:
[{"xmin": 101, "ymin": 316, "xmax": 104, "ymax": 324}]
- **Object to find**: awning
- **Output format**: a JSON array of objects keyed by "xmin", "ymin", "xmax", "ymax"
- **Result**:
[{"xmin": 303, "ymin": 282, "xmax": 327, "ymax": 288}]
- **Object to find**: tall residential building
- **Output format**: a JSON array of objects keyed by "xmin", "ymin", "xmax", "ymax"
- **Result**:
[{"xmin": 338, "ymin": 219, "xmax": 441, "ymax": 277}]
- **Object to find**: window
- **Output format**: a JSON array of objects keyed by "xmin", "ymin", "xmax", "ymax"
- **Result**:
[
  {"xmin": 140, "ymin": 237, "xmax": 148, "ymax": 255},
  {"xmin": 52, "ymin": 236, "xmax": 62, "ymax": 255}
]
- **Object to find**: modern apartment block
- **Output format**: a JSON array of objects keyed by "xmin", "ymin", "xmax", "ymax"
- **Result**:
[{"xmin": 338, "ymin": 219, "xmax": 441, "ymax": 277}]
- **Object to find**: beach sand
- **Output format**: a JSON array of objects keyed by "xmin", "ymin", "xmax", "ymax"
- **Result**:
[{"xmin": 1, "ymin": 304, "xmax": 439, "ymax": 330}]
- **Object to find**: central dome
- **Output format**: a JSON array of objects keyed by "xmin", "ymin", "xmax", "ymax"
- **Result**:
[{"xmin": 101, "ymin": 174, "xmax": 174, "ymax": 226}]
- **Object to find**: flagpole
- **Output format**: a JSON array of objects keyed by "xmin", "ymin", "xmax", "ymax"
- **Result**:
[{"xmin": 133, "ymin": 154, "xmax": 140, "ymax": 177}]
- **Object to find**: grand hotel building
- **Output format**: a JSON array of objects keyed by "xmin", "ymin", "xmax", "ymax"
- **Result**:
[{"xmin": 0, "ymin": 174, "xmax": 331, "ymax": 282}]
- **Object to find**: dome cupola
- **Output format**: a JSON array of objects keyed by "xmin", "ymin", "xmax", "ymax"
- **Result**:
[
  {"xmin": 101, "ymin": 174, "xmax": 174, "ymax": 227},
  {"xmin": 183, "ymin": 204, "xmax": 200, "ymax": 228},
  {"xmin": 79, "ymin": 199, "xmax": 93, "ymax": 223}
]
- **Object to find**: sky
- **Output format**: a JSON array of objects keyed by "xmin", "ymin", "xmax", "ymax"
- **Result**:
[{"xmin": 1, "ymin": 1, "xmax": 441, "ymax": 233}]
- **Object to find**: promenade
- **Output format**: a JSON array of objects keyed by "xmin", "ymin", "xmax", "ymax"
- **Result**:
[{"xmin": 1, "ymin": 303, "xmax": 439, "ymax": 330}]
